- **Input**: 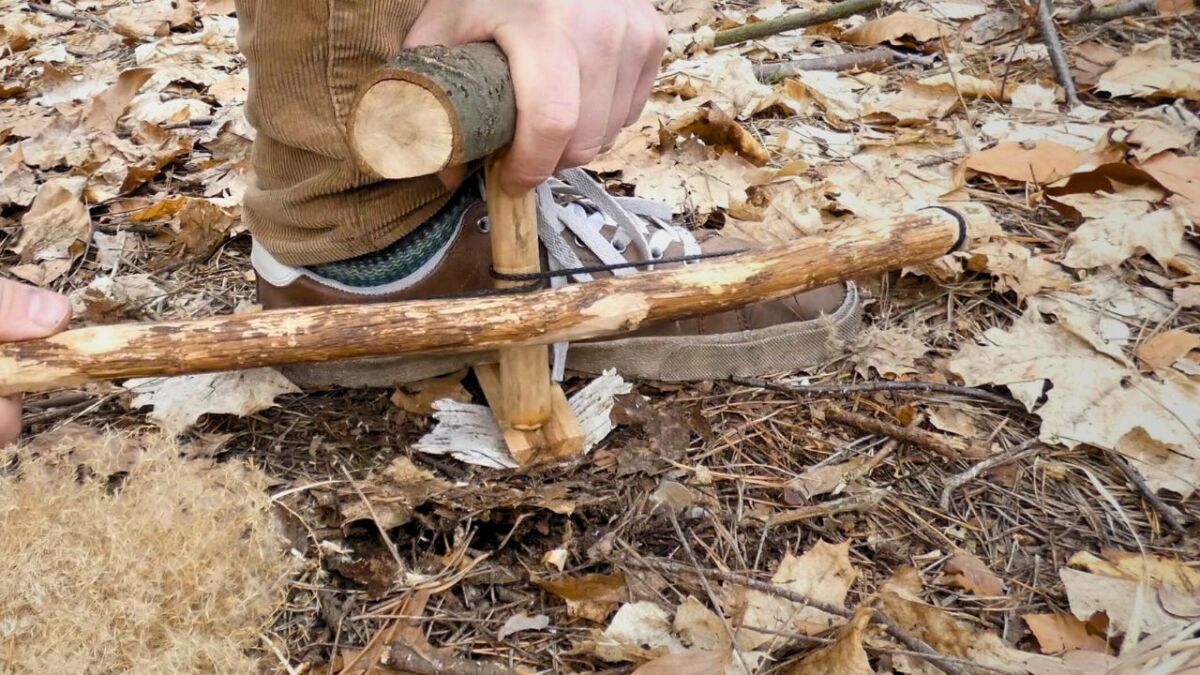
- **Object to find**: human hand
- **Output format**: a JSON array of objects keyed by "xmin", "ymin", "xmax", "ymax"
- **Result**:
[
  {"xmin": 0, "ymin": 279, "xmax": 72, "ymax": 445},
  {"xmin": 406, "ymin": 0, "xmax": 668, "ymax": 194}
]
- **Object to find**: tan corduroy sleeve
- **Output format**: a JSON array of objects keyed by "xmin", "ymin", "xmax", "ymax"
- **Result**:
[{"xmin": 235, "ymin": 0, "xmax": 450, "ymax": 266}]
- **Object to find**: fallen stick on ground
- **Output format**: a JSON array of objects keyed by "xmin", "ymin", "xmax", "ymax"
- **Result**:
[
  {"xmin": 754, "ymin": 47, "xmax": 898, "ymax": 82},
  {"xmin": 729, "ymin": 376, "xmax": 1018, "ymax": 407},
  {"xmin": 939, "ymin": 440, "xmax": 1043, "ymax": 509},
  {"xmin": 1034, "ymin": 0, "xmax": 1082, "ymax": 106},
  {"xmin": 0, "ymin": 210, "xmax": 965, "ymax": 396},
  {"xmin": 1061, "ymin": 0, "xmax": 1157, "ymax": 22},
  {"xmin": 713, "ymin": 0, "xmax": 884, "ymax": 47},
  {"xmin": 824, "ymin": 406, "xmax": 974, "ymax": 461}
]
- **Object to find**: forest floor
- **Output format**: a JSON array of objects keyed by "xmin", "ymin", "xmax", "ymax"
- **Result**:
[{"xmin": 2, "ymin": 0, "xmax": 1199, "ymax": 673}]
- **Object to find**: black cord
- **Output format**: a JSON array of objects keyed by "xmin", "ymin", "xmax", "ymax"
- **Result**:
[{"xmin": 489, "ymin": 249, "xmax": 746, "ymax": 283}]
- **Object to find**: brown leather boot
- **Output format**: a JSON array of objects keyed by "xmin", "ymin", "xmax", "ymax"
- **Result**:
[{"xmin": 254, "ymin": 171, "xmax": 862, "ymax": 387}]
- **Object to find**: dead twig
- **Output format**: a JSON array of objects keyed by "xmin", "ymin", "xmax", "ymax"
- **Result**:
[
  {"xmin": 1033, "ymin": 0, "xmax": 1081, "ymax": 106},
  {"xmin": 730, "ymin": 377, "xmax": 1018, "ymax": 408},
  {"xmin": 1102, "ymin": 447, "xmax": 1188, "ymax": 535},
  {"xmin": 755, "ymin": 47, "xmax": 902, "ymax": 82},
  {"xmin": 824, "ymin": 407, "xmax": 968, "ymax": 461},
  {"xmin": 713, "ymin": 0, "xmax": 883, "ymax": 47},
  {"xmin": 1061, "ymin": 0, "xmax": 1156, "ymax": 22},
  {"xmin": 940, "ymin": 440, "xmax": 1043, "ymax": 509},
  {"xmin": 626, "ymin": 558, "xmax": 984, "ymax": 675}
]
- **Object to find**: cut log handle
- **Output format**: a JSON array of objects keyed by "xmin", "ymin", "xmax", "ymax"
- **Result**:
[
  {"xmin": 352, "ymin": 43, "xmax": 516, "ymax": 179},
  {"xmin": 0, "ymin": 211, "xmax": 967, "ymax": 397}
]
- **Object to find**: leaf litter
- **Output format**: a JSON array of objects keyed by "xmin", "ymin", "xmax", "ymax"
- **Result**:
[{"xmin": 4, "ymin": 0, "xmax": 1200, "ymax": 672}]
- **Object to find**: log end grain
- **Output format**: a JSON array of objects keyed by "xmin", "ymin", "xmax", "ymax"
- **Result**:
[{"xmin": 352, "ymin": 78, "xmax": 456, "ymax": 179}]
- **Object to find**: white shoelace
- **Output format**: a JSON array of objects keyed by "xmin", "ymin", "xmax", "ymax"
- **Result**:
[{"xmin": 502, "ymin": 168, "xmax": 702, "ymax": 379}]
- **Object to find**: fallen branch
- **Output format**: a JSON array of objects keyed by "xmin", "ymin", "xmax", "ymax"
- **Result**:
[
  {"xmin": 0, "ymin": 210, "xmax": 964, "ymax": 396},
  {"xmin": 1102, "ymin": 447, "xmax": 1188, "ymax": 535},
  {"xmin": 939, "ymin": 440, "xmax": 1043, "ymax": 509},
  {"xmin": 713, "ymin": 0, "xmax": 884, "ymax": 47},
  {"xmin": 824, "ymin": 407, "xmax": 973, "ymax": 461},
  {"xmin": 729, "ymin": 377, "xmax": 1018, "ymax": 407},
  {"xmin": 626, "ymin": 558, "xmax": 981, "ymax": 675},
  {"xmin": 1061, "ymin": 0, "xmax": 1156, "ymax": 22},
  {"xmin": 754, "ymin": 47, "xmax": 897, "ymax": 82},
  {"xmin": 1034, "ymin": 0, "xmax": 1081, "ymax": 106}
]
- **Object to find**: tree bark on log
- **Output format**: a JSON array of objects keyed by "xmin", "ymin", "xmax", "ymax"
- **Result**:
[
  {"xmin": 1035, "ymin": 0, "xmax": 1081, "ymax": 106},
  {"xmin": 0, "ymin": 211, "xmax": 965, "ymax": 396},
  {"xmin": 713, "ymin": 0, "xmax": 884, "ymax": 47},
  {"xmin": 351, "ymin": 43, "xmax": 516, "ymax": 179}
]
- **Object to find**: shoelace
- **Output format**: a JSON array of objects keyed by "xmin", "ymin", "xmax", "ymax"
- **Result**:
[{"xmin": 481, "ymin": 168, "xmax": 705, "ymax": 379}]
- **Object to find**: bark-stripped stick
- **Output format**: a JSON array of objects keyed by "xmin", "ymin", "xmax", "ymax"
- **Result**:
[{"xmin": 0, "ymin": 210, "xmax": 965, "ymax": 396}]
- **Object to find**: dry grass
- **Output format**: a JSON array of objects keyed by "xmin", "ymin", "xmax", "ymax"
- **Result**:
[{"xmin": 0, "ymin": 432, "xmax": 295, "ymax": 674}]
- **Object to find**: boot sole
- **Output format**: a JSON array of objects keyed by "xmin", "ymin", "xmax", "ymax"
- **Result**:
[{"xmin": 280, "ymin": 283, "xmax": 862, "ymax": 388}]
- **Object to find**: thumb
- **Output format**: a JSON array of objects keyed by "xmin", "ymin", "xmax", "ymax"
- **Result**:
[{"xmin": 0, "ymin": 279, "xmax": 71, "ymax": 342}]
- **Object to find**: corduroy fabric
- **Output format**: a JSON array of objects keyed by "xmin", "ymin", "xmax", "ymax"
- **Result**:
[{"xmin": 235, "ymin": 0, "xmax": 450, "ymax": 266}]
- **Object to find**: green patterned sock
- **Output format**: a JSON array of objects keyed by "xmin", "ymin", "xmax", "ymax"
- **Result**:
[{"xmin": 310, "ymin": 181, "xmax": 478, "ymax": 287}]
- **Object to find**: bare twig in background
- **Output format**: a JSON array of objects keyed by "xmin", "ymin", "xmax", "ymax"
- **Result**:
[
  {"xmin": 625, "ymin": 558, "xmax": 983, "ymax": 675},
  {"xmin": 940, "ymin": 440, "xmax": 1043, "ymax": 509},
  {"xmin": 714, "ymin": 0, "xmax": 883, "ymax": 47},
  {"xmin": 1034, "ymin": 0, "xmax": 1082, "ymax": 106}
]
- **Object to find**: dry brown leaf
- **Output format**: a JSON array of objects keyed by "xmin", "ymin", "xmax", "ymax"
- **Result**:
[
  {"xmin": 1097, "ymin": 40, "xmax": 1200, "ymax": 102},
  {"xmin": 1175, "ymin": 285, "xmax": 1200, "ymax": 308},
  {"xmin": 1136, "ymin": 330, "xmax": 1200, "ymax": 371},
  {"xmin": 785, "ymin": 606, "xmax": 873, "ymax": 675},
  {"xmin": 1056, "ymin": 193, "xmax": 1187, "ymax": 269},
  {"xmin": 537, "ymin": 573, "xmax": 629, "ymax": 623},
  {"xmin": 0, "ymin": 146, "xmax": 38, "ymax": 208},
  {"xmin": 174, "ymin": 197, "xmax": 234, "ymax": 257},
  {"xmin": 1157, "ymin": 0, "xmax": 1196, "ymax": 14},
  {"xmin": 12, "ymin": 177, "xmax": 91, "ymax": 279},
  {"xmin": 1022, "ymin": 613, "xmax": 1109, "ymax": 654},
  {"xmin": 85, "ymin": 67, "xmax": 155, "ymax": 132},
  {"xmin": 959, "ymin": 140, "xmax": 1087, "ymax": 185},
  {"xmin": 391, "ymin": 372, "xmax": 472, "ymax": 416},
  {"xmin": 842, "ymin": 12, "xmax": 949, "ymax": 47},
  {"xmin": 633, "ymin": 648, "xmax": 732, "ymax": 674},
  {"xmin": 592, "ymin": 602, "xmax": 683, "ymax": 662},
  {"xmin": 939, "ymin": 551, "xmax": 1006, "ymax": 597},
  {"xmin": 19, "ymin": 114, "xmax": 92, "ymax": 169},
  {"xmin": 123, "ymin": 369, "xmax": 300, "ymax": 436},
  {"xmin": 877, "ymin": 567, "xmax": 1030, "ymax": 670},
  {"xmin": 674, "ymin": 596, "xmax": 730, "ymax": 652},
  {"xmin": 852, "ymin": 326, "xmax": 928, "ymax": 379},
  {"xmin": 1140, "ymin": 152, "xmax": 1200, "ymax": 225},
  {"xmin": 781, "ymin": 71, "xmax": 868, "ymax": 124},
  {"xmin": 784, "ymin": 458, "xmax": 867, "ymax": 504},
  {"xmin": 928, "ymin": 406, "xmax": 978, "ymax": 438},
  {"xmin": 1113, "ymin": 119, "xmax": 1196, "ymax": 163},
  {"xmin": 949, "ymin": 308, "xmax": 1200, "ymax": 495},
  {"xmin": 917, "ymin": 72, "xmax": 1010, "ymax": 100},
  {"xmin": 668, "ymin": 106, "xmax": 770, "ymax": 166},
  {"xmin": 1060, "ymin": 564, "xmax": 1198, "ymax": 636},
  {"xmin": 863, "ymin": 81, "xmax": 960, "ymax": 125},
  {"xmin": 736, "ymin": 540, "xmax": 857, "ymax": 650},
  {"xmin": 656, "ymin": 0, "xmax": 720, "ymax": 32}
]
